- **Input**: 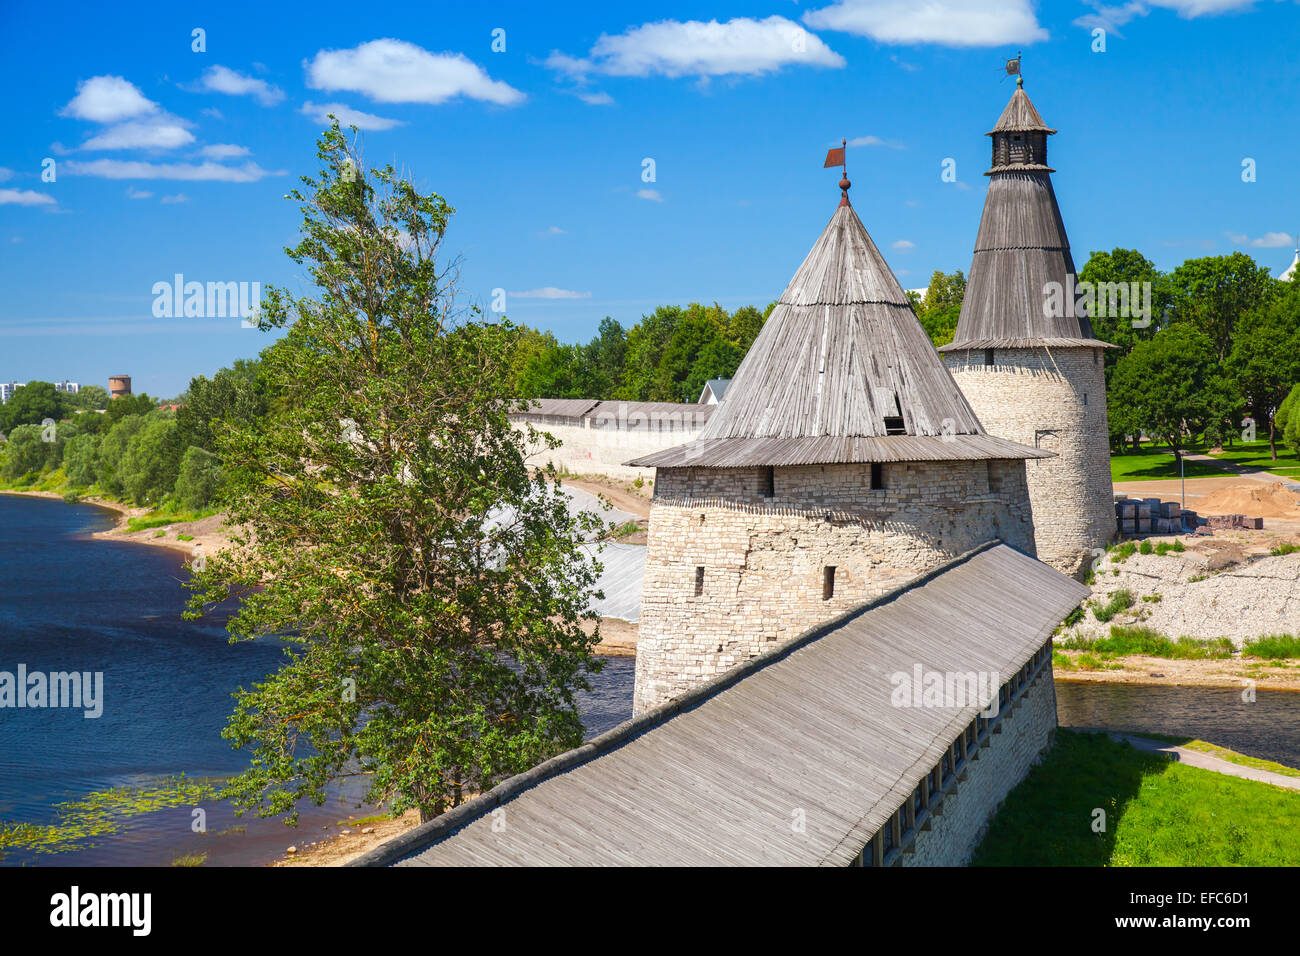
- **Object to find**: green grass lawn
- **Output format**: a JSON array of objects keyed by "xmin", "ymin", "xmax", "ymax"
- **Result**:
[
  {"xmin": 1206, "ymin": 439, "xmax": 1300, "ymax": 477},
  {"xmin": 1111, "ymin": 439, "xmax": 1300, "ymax": 483},
  {"xmin": 971, "ymin": 729, "xmax": 1300, "ymax": 866}
]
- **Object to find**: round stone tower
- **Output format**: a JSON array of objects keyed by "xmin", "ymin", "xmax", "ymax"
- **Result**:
[
  {"xmin": 628, "ymin": 168, "xmax": 1049, "ymax": 714},
  {"xmin": 938, "ymin": 78, "xmax": 1115, "ymax": 578}
]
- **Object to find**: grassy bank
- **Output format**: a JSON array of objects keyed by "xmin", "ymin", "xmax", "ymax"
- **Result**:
[{"xmin": 971, "ymin": 729, "xmax": 1300, "ymax": 865}]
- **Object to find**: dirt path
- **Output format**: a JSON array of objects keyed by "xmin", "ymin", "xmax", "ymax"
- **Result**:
[{"xmin": 1106, "ymin": 732, "xmax": 1300, "ymax": 791}]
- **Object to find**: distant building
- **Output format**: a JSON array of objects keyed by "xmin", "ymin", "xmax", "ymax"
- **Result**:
[
  {"xmin": 696, "ymin": 378, "xmax": 731, "ymax": 405},
  {"xmin": 108, "ymin": 375, "xmax": 132, "ymax": 399},
  {"xmin": 54, "ymin": 380, "xmax": 80, "ymax": 394},
  {"xmin": 1280, "ymin": 245, "xmax": 1299, "ymax": 282},
  {"xmin": 0, "ymin": 382, "xmax": 25, "ymax": 404}
]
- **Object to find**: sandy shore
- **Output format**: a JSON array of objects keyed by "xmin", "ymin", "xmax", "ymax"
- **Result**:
[
  {"xmin": 1053, "ymin": 651, "xmax": 1300, "ymax": 692},
  {"xmin": 270, "ymin": 809, "xmax": 423, "ymax": 866}
]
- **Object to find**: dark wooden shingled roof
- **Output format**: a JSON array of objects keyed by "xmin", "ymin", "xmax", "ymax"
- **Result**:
[
  {"xmin": 630, "ymin": 200, "xmax": 1045, "ymax": 468},
  {"xmin": 941, "ymin": 84, "xmax": 1112, "ymax": 353},
  {"xmin": 349, "ymin": 542, "xmax": 1089, "ymax": 867}
]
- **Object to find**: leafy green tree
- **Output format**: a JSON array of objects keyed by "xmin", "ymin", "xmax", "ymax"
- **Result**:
[
  {"xmin": 1277, "ymin": 384, "xmax": 1300, "ymax": 455},
  {"xmin": 515, "ymin": 343, "xmax": 585, "ymax": 399},
  {"xmin": 105, "ymin": 393, "xmax": 157, "ymax": 423},
  {"xmin": 176, "ymin": 360, "xmax": 268, "ymax": 453},
  {"xmin": 1167, "ymin": 253, "xmax": 1276, "ymax": 360},
  {"xmin": 1228, "ymin": 284, "xmax": 1300, "ymax": 458},
  {"xmin": 184, "ymin": 123, "xmax": 604, "ymax": 824},
  {"xmin": 66, "ymin": 385, "xmax": 111, "ymax": 411},
  {"xmin": 0, "ymin": 382, "xmax": 66, "ymax": 433},
  {"xmin": 1078, "ymin": 249, "xmax": 1170, "ymax": 380},
  {"xmin": 174, "ymin": 445, "xmax": 223, "ymax": 509},
  {"xmin": 118, "ymin": 414, "xmax": 182, "ymax": 505},
  {"xmin": 656, "ymin": 305, "xmax": 728, "ymax": 402},
  {"xmin": 96, "ymin": 414, "xmax": 148, "ymax": 496},
  {"xmin": 684, "ymin": 338, "xmax": 743, "ymax": 404},
  {"xmin": 1109, "ymin": 324, "xmax": 1220, "ymax": 463},
  {"xmin": 617, "ymin": 305, "xmax": 681, "ymax": 400},
  {"xmin": 727, "ymin": 305, "xmax": 766, "ymax": 352},
  {"xmin": 912, "ymin": 270, "xmax": 965, "ymax": 348},
  {"xmin": 63, "ymin": 433, "xmax": 102, "ymax": 487}
]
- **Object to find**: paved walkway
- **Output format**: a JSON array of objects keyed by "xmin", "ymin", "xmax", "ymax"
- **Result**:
[
  {"xmin": 1106, "ymin": 732, "xmax": 1300, "ymax": 791},
  {"xmin": 1180, "ymin": 452, "xmax": 1300, "ymax": 490}
]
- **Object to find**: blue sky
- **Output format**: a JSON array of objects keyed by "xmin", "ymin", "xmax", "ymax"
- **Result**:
[{"xmin": 2, "ymin": 0, "xmax": 1298, "ymax": 397}]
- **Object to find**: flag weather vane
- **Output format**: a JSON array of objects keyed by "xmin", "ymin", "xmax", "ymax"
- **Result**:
[
  {"xmin": 824, "ymin": 137, "xmax": 850, "ymax": 206},
  {"xmin": 1006, "ymin": 51, "xmax": 1023, "ymax": 88}
]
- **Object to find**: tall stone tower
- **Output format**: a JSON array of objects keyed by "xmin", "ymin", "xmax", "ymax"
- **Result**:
[
  {"xmin": 628, "ymin": 171, "xmax": 1050, "ymax": 714},
  {"xmin": 939, "ymin": 78, "xmax": 1114, "ymax": 577}
]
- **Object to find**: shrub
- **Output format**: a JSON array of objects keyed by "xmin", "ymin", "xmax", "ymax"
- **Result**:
[
  {"xmin": 1093, "ymin": 589, "xmax": 1135, "ymax": 623},
  {"xmin": 63, "ymin": 433, "xmax": 101, "ymax": 487},
  {"xmin": 173, "ymin": 445, "xmax": 224, "ymax": 510},
  {"xmin": 1241, "ymin": 634, "xmax": 1300, "ymax": 659}
]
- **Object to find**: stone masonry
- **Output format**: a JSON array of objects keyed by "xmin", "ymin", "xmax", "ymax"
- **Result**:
[
  {"xmin": 633, "ymin": 458, "xmax": 1037, "ymax": 713},
  {"xmin": 944, "ymin": 346, "xmax": 1114, "ymax": 578},
  {"xmin": 902, "ymin": 662, "xmax": 1057, "ymax": 866}
]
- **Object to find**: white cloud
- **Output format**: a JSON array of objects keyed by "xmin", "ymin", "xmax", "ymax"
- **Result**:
[
  {"xmin": 201, "ymin": 107, "xmax": 224, "ymax": 120},
  {"xmin": 542, "ymin": 226, "xmax": 567, "ymax": 236},
  {"xmin": 546, "ymin": 16, "xmax": 844, "ymax": 79},
  {"xmin": 637, "ymin": 188, "xmax": 664, "ymax": 202},
  {"xmin": 0, "ymin": 189, "xmax": 56, "ymax": 206},
  {"xmin": 0, "ymin": 167, "xmax": 12, "ymax": 181},
  {"xmin": 847, "ymin": 135, "xmax": 904, "ymax": 150},
  {"xmin": 198, "ymin": 143, "xmax": 252, "ymax": 160},
  {"xmin": 804, "ymin": 0, "xmax": 1048, "ymax": 47},
  {"xmin": 300, "ymin": 100, "xmax": 404, "ymax": 130},
  {"xmin": 1227, "ymin": 230, "xmax": 1293, "ymax": 248},
  {"xmin": 1078, "ymin": 0, "xmax": 1268, "ymax": 31},
  {"xmin": 892, "ymin": 239, "xmax": 916, "ymax": 250},
  {"xmin": 160, "ymin": 193, "xmax": 189, "ymax": 204},
  {"xmin": 63, "ymin": 159, "xmax": 283, "ymax": 182},
  {"xmin": 125, "ymin": 187, "xmax": 153, "ymax": 199},
  {"xmin": 81, "ymin": 119, "xmax": 195, "ymax": 151},
  {"xmin": 576, "ymin": 91, "xmax": 615, "ymax": 106},
  {"xmin": 509, "ymin": 288, "xmax": 592, "ymax": 299},
  {"xmin": 61, "ymin": 75, "xmax": 158, "ymax": 122},
  {"xmin": 305, "ymin": 39, "xmax": 524, "ymax": 106},
  {"xmin": 198, "ymin": 65, "xmax": 285, "ymax": 106}
]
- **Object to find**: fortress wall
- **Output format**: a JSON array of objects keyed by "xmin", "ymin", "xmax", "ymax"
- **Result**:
[
  {"xmin": 944, "ymin": 347, "xmax": 1114, "ymax": 577},
  {"xmin": 902, "ymin": 664, "xmax": 1057, "ymax": 866},
  {"xmin": 513, "ymin": 419, "xmax": 701, "ymax": 483},
  {"xmin": 633, "ymin": 459, "xmax": 1036, "ymax": 713}
]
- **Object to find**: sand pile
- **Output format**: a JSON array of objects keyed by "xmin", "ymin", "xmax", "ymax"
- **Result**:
[{"xmin": 1195, "ymin": 481, "xmax": 1300, "ymax": 518}]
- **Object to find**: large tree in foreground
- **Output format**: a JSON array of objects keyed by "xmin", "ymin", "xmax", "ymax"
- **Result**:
[{"xmin": 186, "ymin": 124, "xmax": 606, "ymax": 823}]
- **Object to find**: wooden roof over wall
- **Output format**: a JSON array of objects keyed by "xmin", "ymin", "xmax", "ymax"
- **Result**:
[{"xmin": 350, "ymin": 542, "xmax": 1089, "ymax": 868}]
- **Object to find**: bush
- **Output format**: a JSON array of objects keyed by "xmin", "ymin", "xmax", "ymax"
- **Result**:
[
  {"xmin": 1241, "ymin": 634, "xmax": 1300, "ymax": 659},
  {"xmin": 173, "ymin": 446, "xmax": 223, "ymax": 510},
  {"xmin": 63, "ymin": 433, "xmax": 101, "ymax": 487},
  {"xmin": 1092, "ymin": 589, "xmax": 1135, "ymax": 623}
]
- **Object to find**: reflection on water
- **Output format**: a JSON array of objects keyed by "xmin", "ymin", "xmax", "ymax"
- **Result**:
[{"xmin": 1055, "ymin": 681, "xmax": 1300, "ymax": 768}]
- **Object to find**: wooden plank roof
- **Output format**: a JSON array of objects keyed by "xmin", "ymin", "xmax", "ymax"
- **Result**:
[
  {"xmin": 628, "ymin": 433, "xmax": 1053, "ymax": 468},
  {"xmin": 624, "ymin": 200, "xmax": 1043, "ymax": 468},
  {"xmin": 350, "ymin": 542, "xmax": 1088, "ymax": 868},
  {"xmin": 512, "ymin": 398, "xmax": 602, "ymax": 419},
  {"xmin": 949, "ymin": 89, "xmax": 1112, "ymax": 351}
]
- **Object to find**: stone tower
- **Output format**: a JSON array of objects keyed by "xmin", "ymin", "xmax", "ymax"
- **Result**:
[
  {"xmin": 628, "ymin": 171, "xmax": 1050, "ymax": 714},
  {"xmin": 938, "ymin": 79, "xmax": 1115, "ymax": 578}
]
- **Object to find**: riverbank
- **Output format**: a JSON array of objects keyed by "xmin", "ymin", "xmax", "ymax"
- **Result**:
[
  {"xmin": 0, "ymin": 488, "xmax": 231, "ymax": 558},
  {"xmin": 1054, "ymin": 651, "xmax": 1300, "ymax": 691}
]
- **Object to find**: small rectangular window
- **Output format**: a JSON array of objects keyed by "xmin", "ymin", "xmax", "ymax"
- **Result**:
[
  {"xmin": 984, "ymin": 348, "xmax": 995, "ymax": 366},
  {"xmin": 1083, "ymin": 393, "xmax": 1088, "ymax": 406},
  {"xmin": 759, "ymin": 466, "xmax": 775, "ymax": 498},
  {"xmin": 883, "ymin": 416, "xmax": 906, "ymax": 435},
  {"xmin": 823, "ymin": 566, "xmax": 836, "ymax": 601},
  {"xmin": 871, "ymin": 462, "xmax": 884, "ymax": 490},
  {"xmin": 694, "ymin": 566, "xmax": 704, "ymax": 596}
]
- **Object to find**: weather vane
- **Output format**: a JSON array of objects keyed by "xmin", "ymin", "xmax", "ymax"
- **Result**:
[
  {"xmin": 823, "ymin": 138, "xmax": 850, "ymax": 206},
  {"xmin": 1006, "ymin": 51, "xmax": 1023, "ymax": 87}
]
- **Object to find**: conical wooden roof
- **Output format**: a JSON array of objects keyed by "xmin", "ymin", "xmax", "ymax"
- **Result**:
[
  {"xmin": 941, "ymin": 85, "xmax": 1112, "ymax": 352},
  {"xmin": 630, "ymin": 198, "xmax": 1048, "ymax": 468}
]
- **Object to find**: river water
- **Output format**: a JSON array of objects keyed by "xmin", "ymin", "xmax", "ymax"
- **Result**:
[{"xmin": 0, "ymin": 493, "xmax": 1293, "ymax": 866}]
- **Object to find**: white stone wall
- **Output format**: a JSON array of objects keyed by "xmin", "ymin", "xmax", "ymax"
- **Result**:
[
  {"xmin": 633, "ymin": 459, "xmax": 1036, "ymax": 713},
  {"xmin": 903, "ymin": 665, "xmax": 1058, "ymax": 866},
  {"xmin": 945, "ymin": 346, "xmax": 1114, "ymax": 577},
  {"xmin": 514, "ymin": 419, "xmax": 702, "ymax": 483}
]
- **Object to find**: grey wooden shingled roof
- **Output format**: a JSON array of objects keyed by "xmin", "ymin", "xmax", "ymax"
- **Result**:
[
  {"xmin": 350, "ymin": 542, "xmax": 1088, "ymax": 867},
  {"xmin": 629, "ymin": 200, "xmax": 1044, "ymax": 468},
  {"xmin": 941, "ymin": 85, "xmax": 1112, "ymax": 353}
]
